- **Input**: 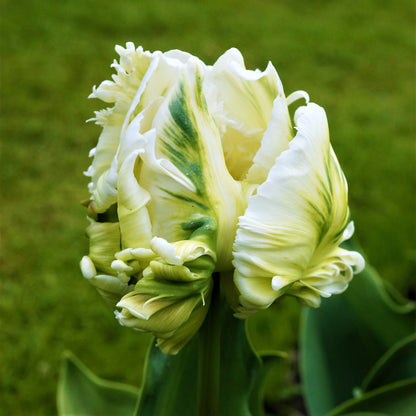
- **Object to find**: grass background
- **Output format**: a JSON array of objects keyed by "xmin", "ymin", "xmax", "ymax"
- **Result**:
[{"xmin": 1, "ymin": 0, "xmax": 415, "ymax": 414}]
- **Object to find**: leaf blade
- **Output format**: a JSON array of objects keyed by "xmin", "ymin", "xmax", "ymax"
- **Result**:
[
  {"xmin": 300, "ymin": 245, "xmax": 416, "ymax": 416},
  {"xmin": 57, "ymin": 351, "xmax": 139, "ymax": 416},
  {"xmin": 362, "ymin": 333, "xmax": 416, "ymax": 392},
  {"xmin": 327, "ymin": 378, "xmax": 416, "ymax": 416}
]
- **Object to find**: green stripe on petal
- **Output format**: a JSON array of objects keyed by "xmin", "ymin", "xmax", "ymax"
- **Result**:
[
  {"xmin": 137, "ymin": 60, "xmax": 245, "ymax": 268},
  {"xmin": 233, "ymin": 103, "xmax": 364, "ymax": 312}
]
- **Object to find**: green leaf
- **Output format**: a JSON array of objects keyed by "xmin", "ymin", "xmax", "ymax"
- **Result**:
[
  {"xmin": 249, "ymin": 352, "xmax": 288, "ymax": 416},
  {"xmin": 134, "ymin": 337, "xmax": 199, "ymax": 415},
  {"xmin": 218, "ymin": 311, "xmax": 286, "ymax": 416},
  {"xmin": 57, "ymin": 351, "xmax": 139, "ymax": 416},
  {"xmin": 335, "ymin": 413, "xmax": 388, "ymax": 416},
  {"xmin": 327, "ymin": 378, "xmax": 416, "ymax": 416},
  {"xmin": 362, "ymin": 333, "xmax": 416, "ymax": 392},
  {"xmin": 219, "ymin": 302, "xmax": 262, "ymax": 416},
  {"xmin": 300, "ymin": 241, "xmax": 416, "ymax": 416}
]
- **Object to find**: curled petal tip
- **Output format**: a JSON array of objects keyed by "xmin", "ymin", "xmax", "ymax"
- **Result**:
[
  {"xmin": 286, "ymin": 90, "xmax": 310, "ymax": 106},
  {"xmin": 80, "ymin": 256, "xmax": 96, "ymax": 279},
  {"xmin": 150, "ymin": 237, "xmax": 183, "ymax": 265}
]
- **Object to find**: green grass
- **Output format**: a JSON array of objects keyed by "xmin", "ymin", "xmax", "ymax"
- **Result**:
[{"xmin": 1, "ymin": 0, "xmax": 415, "ymax": 414}]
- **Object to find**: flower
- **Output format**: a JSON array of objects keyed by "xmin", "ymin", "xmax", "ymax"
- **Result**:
[{"xmin": 81, "ymin": 43, "xmax": 364, "ymax": 353}]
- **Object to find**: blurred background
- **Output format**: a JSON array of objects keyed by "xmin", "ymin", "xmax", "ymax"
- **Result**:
[{"xmin": 1, "ymin": 0, "xmax": 415, "ymax": 414}]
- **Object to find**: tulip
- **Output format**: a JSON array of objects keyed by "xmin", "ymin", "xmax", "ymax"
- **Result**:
[{"xmin": 81, "ymin": 43, "xmax": 364, "ymax": 354}]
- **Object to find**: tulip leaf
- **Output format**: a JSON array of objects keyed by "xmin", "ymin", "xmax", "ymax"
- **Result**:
[
  {"xmin": 57, "ymin": 290, "xmax": 282, "ymax": 416},
  {"xmin": 249, "ymin": 352, "xmax": 288, "ymax": 416},
  {"xmin": 219, "ymin": 309, "xmax": 262, "ymax": 416},
  {"xmin": 57, "ymin": 351, "xmax": 139, "ymax": 416},
  {"xmin": 134, "ymin": 336, "xmax": 199, "ymax": 415},
  {"xmin": 326, "ymin": 378, "xmax": 416, "ymax": 416},
  {"xmin": 218, "ymin": 308, "xmax": 286, "ymax": 416},
  {"xmin": 361, "ymin": 333, "xmax": 416, "ymax": 392},
  {"xmin": 300, "ymin": 241, "xmax": 416, "ymax": 416},
  {"xmin": 333, "ymin": 413, "xmax": 387, "ymax": 416}
]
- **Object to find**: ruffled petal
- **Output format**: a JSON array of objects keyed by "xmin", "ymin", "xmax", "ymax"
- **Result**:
[
  {"xmin": 245, "ymin": 96, "xmax": 293, "ymax": 184},
  {"xmin": 233, "ymin": 102, "xmax": 364, "ymax": 312},
  {"xmin": 205, "ymin": 48, "xmax": 285, "ymax": 180},
  {"xmin": 115, "ymin": 238, "xmax": 215, "ymax": 354},
  {"xmin": 86, "ymin": 44, "xmax": 154, "ymax": 212},
  {"xmin": 87, "ymin": 44, "xmax": 197, "ymax": 213}
]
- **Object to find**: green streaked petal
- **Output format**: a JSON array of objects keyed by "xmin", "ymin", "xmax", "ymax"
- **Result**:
[
  {"xmin": 116, "ymin": 238, "xmax": 215, "ymax": 354},
  {"xmin": 117, "ymin": 292, "xmax": 201, "ymax": 332},
  {"xmin": 156, "ymin": 302, "xmax": 209, "ymax": 354},
  {"xmin": 137, "ymin": 60, "xmax": 244, "ymax": 268},
  {"xmin": 86, "ymin": 220, "xmax": 121, "ymax": 275},
  {"xmin": 206, "ymin": 48, "xmax": 284, "ymax": 180},
  {"xmin": 233, "ymin": 103, "xmax": 364, "ymax": 312}
]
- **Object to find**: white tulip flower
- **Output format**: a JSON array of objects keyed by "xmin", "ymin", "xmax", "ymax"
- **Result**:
[{"xmin": 81, "ymin": 43, "xmax": 364, "ymax": 353}]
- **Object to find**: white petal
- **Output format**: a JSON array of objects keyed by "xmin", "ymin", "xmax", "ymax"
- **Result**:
[
  {"xmin": 111, "ymin": 259, "xmax": 134, "ymax": 273},
  {"xmin": 117, "ymin": 150, "xmax": 153, "ymax": 249},
  {"xmin": 233, "ymin": 102, "xmax": 360, "ymax": 310},
  {"xmin": 150, "ymin": 237, "xmax": 183, "ymax": 265},
  {"xmin": 164, "ymin": 49, "xmax": 194, "ymax": 64},
  {"xmin": 245, "ymin": 96, "xmax": 293, "ymax": 184},
  {"xmin": 342, "ymin": 221, "xmax": 355, "ymax": 241},
  {"xmin": 286, "ymin": 90, "xmax": 310, "ymax": 106},
  {"xmin": 80, "ymin": 256, "xmax": 96, "ymax": 279},
  {"xmin": 88, "ymin": 47, "xmax": 193, "ymax": 213}
]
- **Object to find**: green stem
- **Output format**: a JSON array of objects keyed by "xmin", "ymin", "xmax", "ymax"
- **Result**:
[{"xmin": 197, "ymin": 273, "xmax": 221, "ymax": 416}]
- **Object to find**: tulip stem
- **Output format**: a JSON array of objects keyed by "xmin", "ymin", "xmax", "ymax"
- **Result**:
[{"xmin": 197, "ymin": 273, "xmax": 221, "ymax": 416}]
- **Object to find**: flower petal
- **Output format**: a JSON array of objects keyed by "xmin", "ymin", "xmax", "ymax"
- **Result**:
[
  {"xmin": 205, "ymin": 48, "xmax": 285, "ymax": 180},
  {"xmin": 89, "ymin": 274, "xmax": 132, "ymax": 306},
  {"xmin": 115, "ymin": 239, "xmax": 215, "ymax": 354},
  {"xmin": 245, "ymin": 96, "xmax": 293, "ymax": 185},
  {"xmin": 233, "ymin": 102, "xmax": 364, "ymax": 311},
  {"xmin": 87, "ymin": 44, "xmax": 196, "ymax": 213},
  {"xmin": 86, "ymin": 220, "xmax": 121, "ymax": 275},
  {"xmin": 117, "ymin": 150, "xmax": 152, "ymax": 250},
  {"xmin": 136, "ymin": 60, "xmax": 245, "ymax": 268},
  {"xmin": 87, "ymin": 45, "xmax": 154, "ymax": 212}
]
